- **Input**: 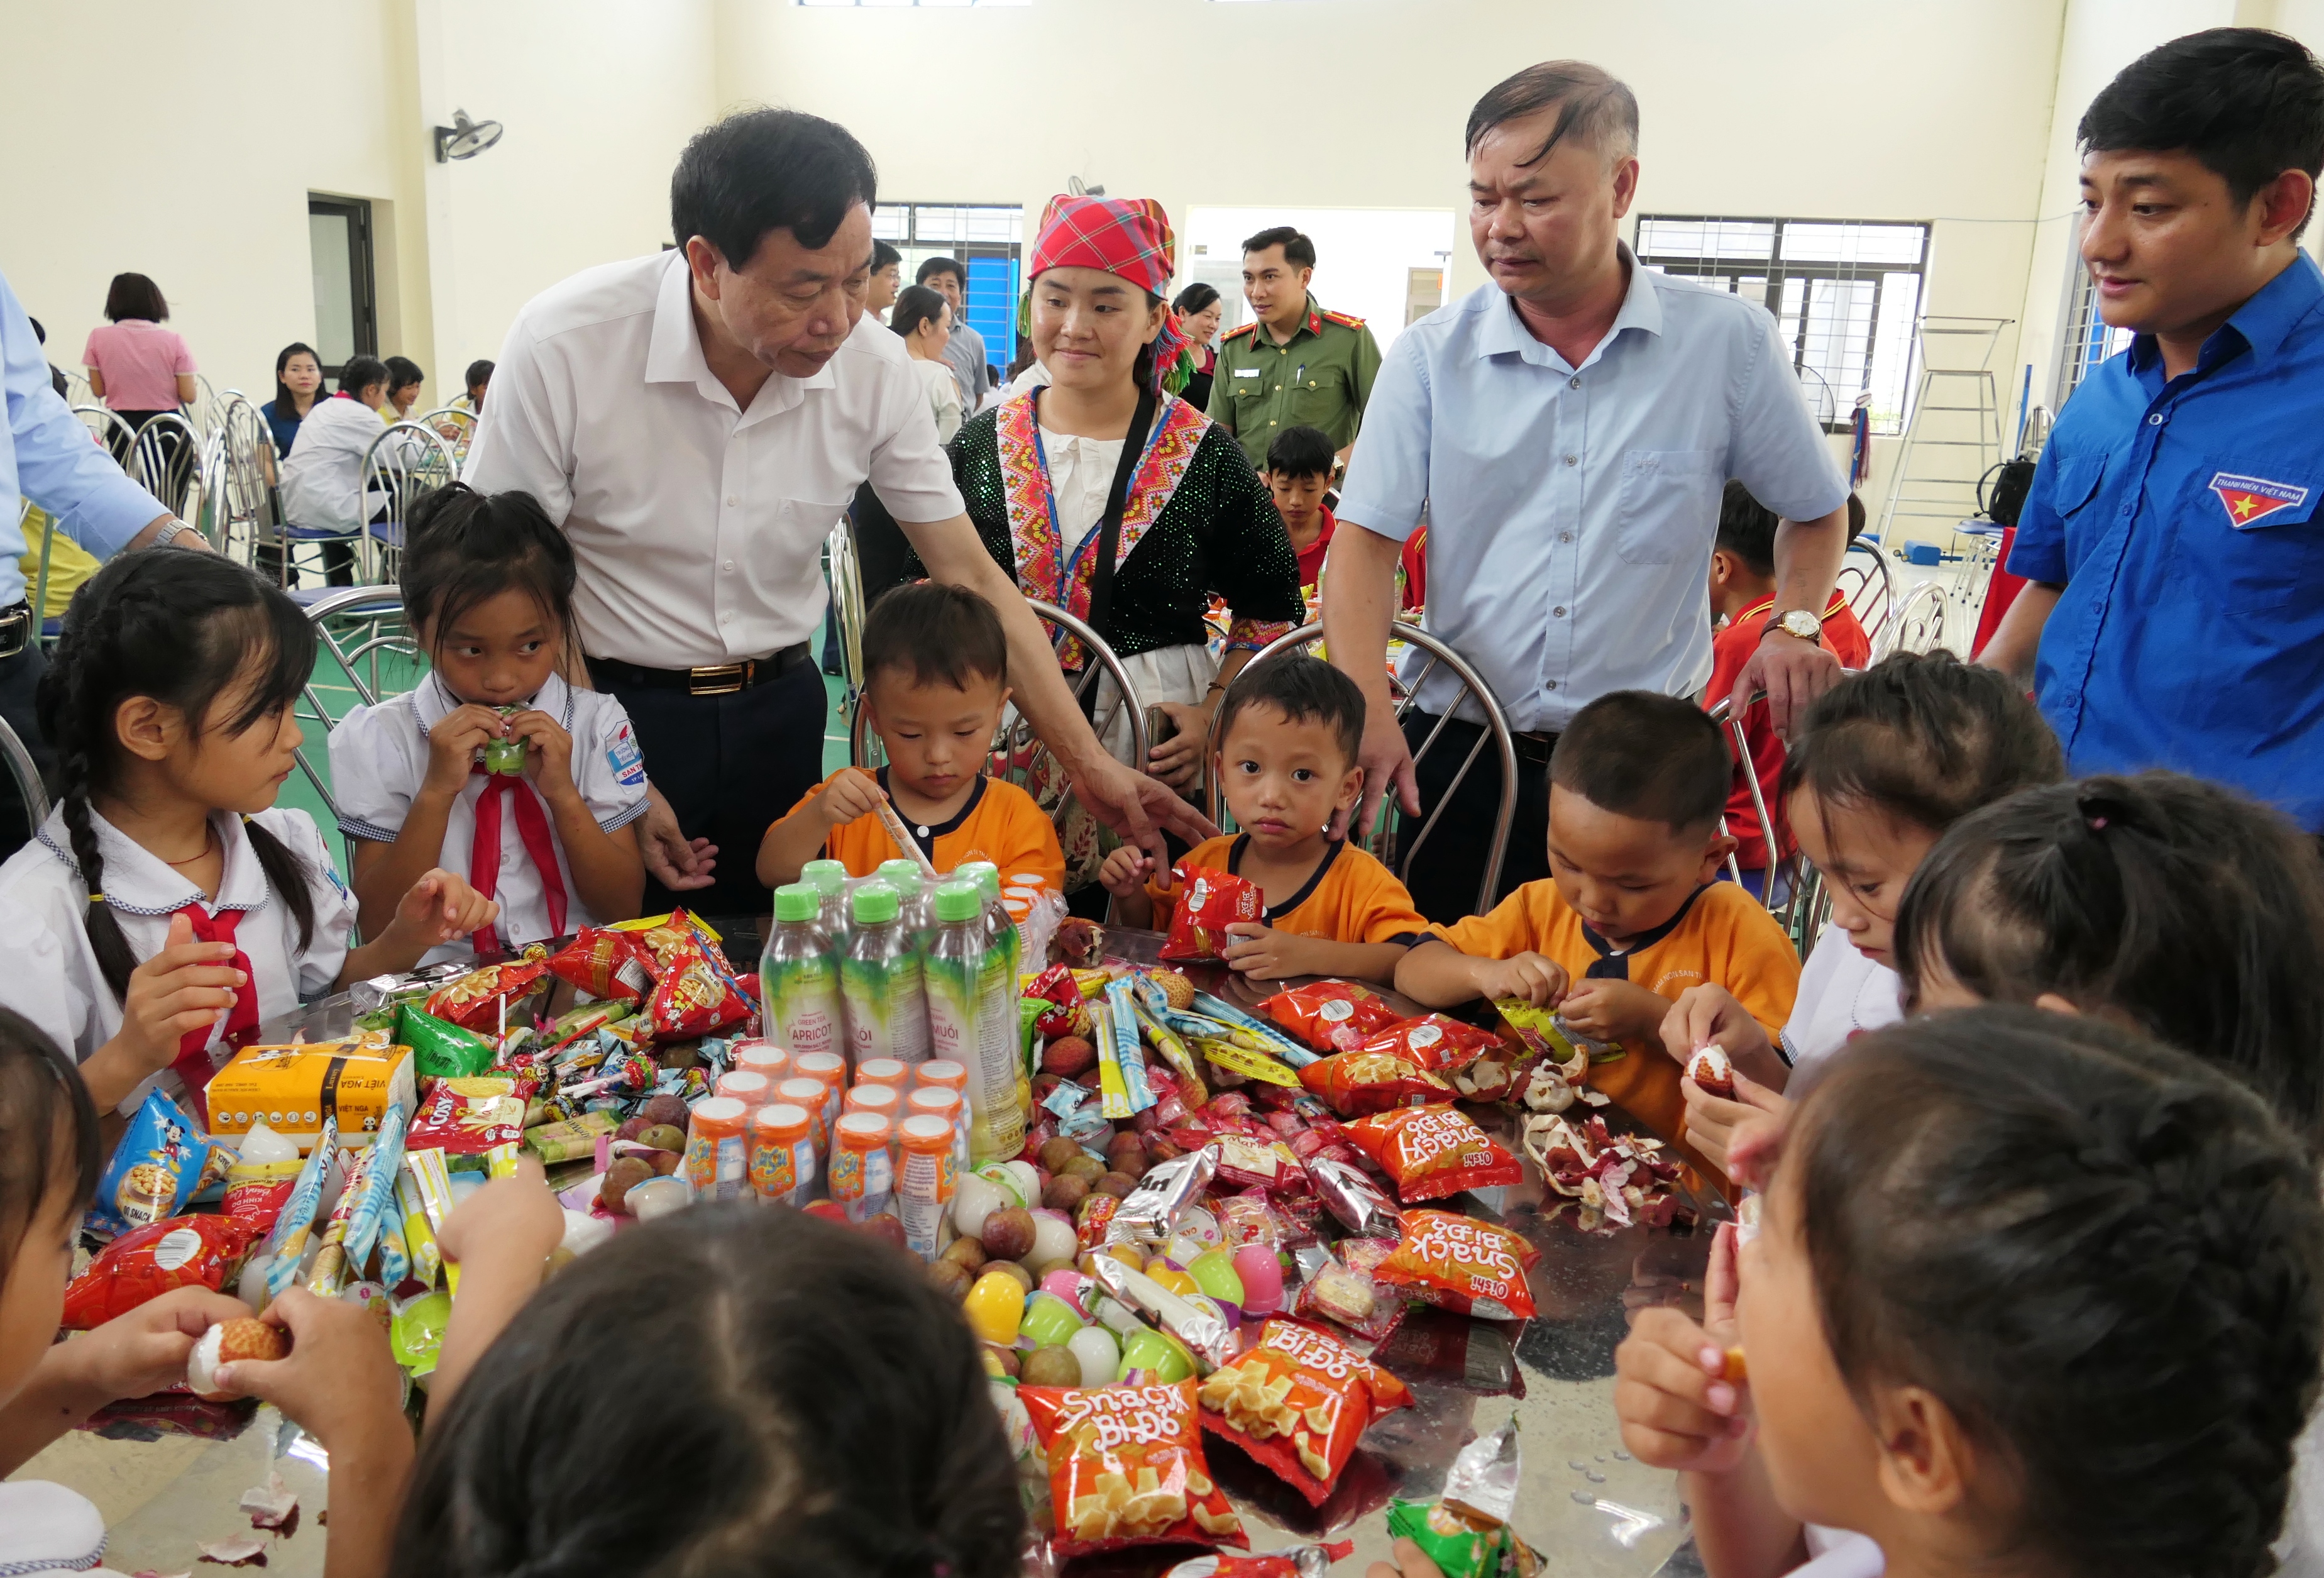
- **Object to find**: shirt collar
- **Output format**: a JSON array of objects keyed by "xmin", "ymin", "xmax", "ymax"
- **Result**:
[
  {"xmin": 2128, "ymin": 250, "xmax": 2324, "ymax": 378},
  {"xmin": 38, "ymin": 806, "xmax": 273, "ymax": 919},
  {"xmin": 644, "ymin": 250, "xmax": 835, "ymax": 421},
  {"xmin": 1580, "ymin": 881, "xmax": 1710, "ymax": 975},
  {"xmin": 1476, "ymin": 241, "xmax": 1661, "ymax": 370},
  {"xmin": 409, "ymin": 669, "xmax": 573, "ymax": 736}
]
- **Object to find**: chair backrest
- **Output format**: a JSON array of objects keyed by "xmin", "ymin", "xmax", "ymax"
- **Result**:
[
  {"xmin": 69, "ymin": 404, "xmax": 136, "ymax": 461},
  {"xmin": 127, "ymin": 412, "xmax": 202, "ymax": 517},
  {"xmin": 294, "ymin": 587, "xmax": 427, "ymax": 868},
  {"xmin": 1879, "ymin": 580, "xmax": 1949, "ymax": 659},
  {"xmin": 1704, "ymin": 691, "xmax": 1786, "ymax": 911},
  {"xmin": 0, "ymin": 711, "xmax": 48, "ymax": 836},
  {"xmin": 1203, "ymin": 624, "xmax": 1517, "ymax": 915},
  {"xmin": 207, "ymin": 394, "xmax": 285, "ymax": 567},
  {"xmin": 849, "ymin": 598, "xmax": 1149, "ymax": 790},
  {"xmin": 416, "ymin": 407, "xmax": 476, "ymax": 470},
  {"xmin": 1834, "ymin": 541, "xmax": 1895, "ymax": 651},
  {"xmin": 357, "ymin": 422, "xmax": 460, "ymax": 583},
  {"xmin": 825, "ymin": 516, "xmax": 868, "ymax": 704}
]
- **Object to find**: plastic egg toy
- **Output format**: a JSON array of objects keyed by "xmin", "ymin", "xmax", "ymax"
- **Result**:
[
  {"xmin": 1117, "ymin": 1327, "xmax": 1196, "ymax": 1384},
  {"xmin": 963, "ymin": 1271, "xmax": 1026, "ymax": 1347},
  {"xmin": 953, "ymin": 1172, "xmax": 1010, "ymax": 1240},
  {"xmin": 1186, "ymin": 1250, "xmax": 1245, "ymax": 1309},
  {"xmin": 1040, "ymin": 1269, "xmax": 1089, "ymax": 1316},
  {"xmin": 1068, "ymin": 1325, "xmax": 1120, "ymax": 1388},
  {"xmin": 1019, "ymin": 1292, "xmax": 1084, "ymax": 1348},
  {"xmin": 1147, "ymin": 1266, "xmax": 1201, "ymax": 1300},
  {"xmin": 1027, "ymin": 1210, "xmax": 1079, "ymax": 1274},
  {"xmin": 1233, "ymin": 1244, "xmax": 1285, "ymax": 1316}
]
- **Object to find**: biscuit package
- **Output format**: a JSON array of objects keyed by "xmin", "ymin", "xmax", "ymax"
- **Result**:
[
  {"xmin": 1196, "ymin": 1318, "xmax": 1413, "ymax": 1506},
  {"xmin": 1020, "ymin": 1379, "xmax": 1247, "ymax": 1557},
  {"xmin": 87, "ymin": 1089, "xmax": 207, "ymax": 1238}
]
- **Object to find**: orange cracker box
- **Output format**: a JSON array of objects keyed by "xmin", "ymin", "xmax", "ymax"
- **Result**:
[{"xmin": 203, "ymin": 1042, "xmax": 415, "ymax": 1153}]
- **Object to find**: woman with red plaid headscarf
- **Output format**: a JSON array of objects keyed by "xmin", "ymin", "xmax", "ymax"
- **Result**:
[{"xmin": 894, "ymin": 194, "xmax": 1306, "ymax": 898}]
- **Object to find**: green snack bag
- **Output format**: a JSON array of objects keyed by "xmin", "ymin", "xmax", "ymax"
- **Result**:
[
  {"xmin": 392, "ymin": 1288, "xmax": 454, "ymax": 1379},
  {"xmin": 525, "ymin": 1110, "xmax": 617, "ymax": 1164},
  {"xmin": 1385, "ymin": 1499, "xmax": 1516, "ymax": 1578},
  {"xmin": 482, "ymin": 706, "xmax": 527, "ymax": 775},
  {"xmin": 396, "ymin": 1003, "xmax": 497, "ymax": 1080}
]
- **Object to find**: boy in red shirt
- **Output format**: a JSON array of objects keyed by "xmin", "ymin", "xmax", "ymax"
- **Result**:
[
  {"xmin": 1264, "ymin": 426, "xmax": 1337, "ymax": 602},
  {"xmin": 1705, "ymin": 482, "xmax": 1871, "ymax": 892}
]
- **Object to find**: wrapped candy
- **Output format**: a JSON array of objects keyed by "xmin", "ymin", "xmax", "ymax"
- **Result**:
[
  {"xmin": 1297, "ymin": 1050, "xmax": 1455, "ymax": 1117},
  {"xmin": 1289, "ymin": 1240, "xmax": 1404, "ymax": 1344},
  {"xmin": 1375, "ymin": 1209, "xmax": 1539, "ymax": 1321},
  {"xmin": 1196, "ymin": 1318, "xmax": 1413, "ymax": 1506},
  {"xmin": 1108, "ymin": 1147, "xmax": 1218, "ymax": 1250},
  {"xmin": 1088, "ymin": 1252, "xmax": 1236, "ymax": 1371},
  {"xmin": 1159, "ymin": 864, "xmax": 1262, "ymax": 964},
  {"xmin": 1020, "ymin": 1381, "xmax": 1246, "ymax": 1557},
  {"xmin": 1307, "ymin": 1156, "xmax": 1402, "ymax": 1240},
  {"xmin": 1342, "ymin": 1105, "xmax": 1524, "ymax": 1204},
  {"xmin": 61, "ymin": 1215, "xmax": 260, "ymax": 1329},
  {"xmin": 545, "ymin": 927, "xmax": 656, "ymax": 1004},
  {"xmin": 1026, "ymin": 964, "xmax": 1093, "ymax": 1040},
  {"xmin": 425, "ymin": 958, "xmax": 551, "ymax": 1035},
  {"xmin": 1258, "ymin": 983, "xmax": 1405, "ymax": 1055}
]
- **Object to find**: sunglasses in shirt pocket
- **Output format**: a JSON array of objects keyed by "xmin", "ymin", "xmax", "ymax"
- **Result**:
[
  {"xmin": 2176, "ymin": 465, "xmax": 2319, "ymax": 612},
  {"xmin": 1616, "ymin": 448, "xmax": 1721, "ymax": 565}
]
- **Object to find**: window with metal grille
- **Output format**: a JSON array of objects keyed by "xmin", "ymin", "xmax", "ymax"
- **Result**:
[
  {"xmin": 2054, "ymin": 264, "xmax": 2132, "ymax": 406},
  {"xmin": 872, "ymin": 204, "xmax": 1025, "ymax": 382},
  {"xmin": 1633, "ymin": 216, "xmax": 1930, "ymax": 436}
]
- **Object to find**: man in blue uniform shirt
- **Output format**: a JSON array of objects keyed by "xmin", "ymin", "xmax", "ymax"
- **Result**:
[{"xmin": 1985, "ymin": 28, "xmax": 2324, "ymax": 832}]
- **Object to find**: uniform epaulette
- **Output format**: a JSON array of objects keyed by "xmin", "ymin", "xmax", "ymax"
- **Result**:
[
  {"xmin": 1320, "ymin": 309, "xmax": 1367, "ymax": 329},
  {"xmin": 1222, "ymin": 320, "xmax": 1260, "ymax": 339}
]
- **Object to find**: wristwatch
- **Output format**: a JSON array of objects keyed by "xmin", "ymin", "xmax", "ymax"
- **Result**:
[
  {"xmin": 151, "ymin": 519, "xmax": 195, "ymax": 549},
  {"xmin": 1765, "ymin": 608, "xmax": 1824, "ymax": 646}
]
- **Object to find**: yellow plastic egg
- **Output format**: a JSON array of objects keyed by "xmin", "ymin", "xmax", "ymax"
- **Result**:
[
  {"xmin": 1148, "ymin": 1266, "xmax": 1201, "ymax": 1299},
  {"xmin": 964, "ymin": 1270, "xmax": 1027, "ymax": 1346}
]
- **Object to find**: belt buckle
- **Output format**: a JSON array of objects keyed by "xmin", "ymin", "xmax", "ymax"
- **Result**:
[
  {"xmin": 687, "ymin": 661, "xmax": 749, "ymax": 697},
  {"xmin": 0, "ymin": 605, "xmax": 28, "ymax": 661}
]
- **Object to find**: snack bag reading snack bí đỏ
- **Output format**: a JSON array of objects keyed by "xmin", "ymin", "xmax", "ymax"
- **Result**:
[
  {"xmin": 1258, "ymin": 983, "xmax": 1405, "ymax": 1054},
  {"xmin": 1020, "ymin": 1380, "xmax": 1247, "ymax": 1557},
  {"xmin": 1160, "ymin": 864, "xmax": 1263, "ymax": 964},
  {"xmin": 1297, "ymin": 1050, "xmax": 1454, "ymax": 1117},
  {"xmin": 1196, "ymin": 1318, "xmax": 1413, "ymax": 1506},
  {"xmin": 1341, "ymin": 1105, "xmax": 1524, "ymax": 1204},
  {"xmin": 1375, "ymin": 1210, "xmax": 1540, "ymax": 1321}
]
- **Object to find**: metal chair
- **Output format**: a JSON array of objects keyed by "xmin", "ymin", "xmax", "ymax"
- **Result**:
[
  {"xmin": 416, "ymin": 407, "xmax": 476, "ymax": 471},
  {"xmin": 1703, "ymin": 692, "xmax": 1785, "ymax": 910},
  {"xmin": 204, "ymin": 394, "xmax": 286, "ymax": 571},
  {"xmin": 825, "ymin": 517, "xmax": 869, "ymax": 705},
  {"xmin": 0, "ymin": 712, "xmax": 48, "ymax": 836},
  {"xmin": 69, "ymin": 404, "xmax": 136, "ymax": 461},
  {"xmin": 1834, "ymin": 541, "xmax": 1896, "ymax": 654},
  {"xmin": 1878, "ymin": 580, "xmax": 1949, "ymax": 658},
  {"xmin": 354, "ymin": 422, "xmax": 460, "ymax": 584},
  {"xmin": 292, "ymin": 587, "xmax": 427, "ymax": 867},
  {"xmin": 1204, "ymin": 625, "xmax": 1517, "ymax": 916},
  {"xmin": 127, "ymin": 412, "xmax": 202, "ymax": 519}
]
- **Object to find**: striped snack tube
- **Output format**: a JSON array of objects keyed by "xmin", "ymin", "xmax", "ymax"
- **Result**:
[
  {"xmin": 397, "ymin": 1169, "xmax": 442, "ymax": 1289},
  {"xmin": 403, "ymin": 1148, "xmax": 461, "ymax": 1294},
  {"xmin": 1186, "ymin": 994, "xmax": 1321, "ymax": 1066},
  {"xmin": 1103, "ymin": 979, "xmax": 1157, "ymax": 1113},
  {"xmin": 1132, "ymin": 1001, "xmax": 1209, "ymax": 1107},
  {"xmin": 263, "ymin": 1117, "xmax": 339, "ymax": 1302},
  {"xmin": 1091, "ymin": 1001, "xmax": 1134, "ymax": 1120},
  {"xmin": 871, "ymin": 798, "xmax": 941, "ymax": 883},
  {"xmin": 341, "ymin": 1101, "xmax": 411, "ymax": 1286},
  {"xmin": 304, "ymin": 1141, "xmax": 378, "ymax": 1296}
]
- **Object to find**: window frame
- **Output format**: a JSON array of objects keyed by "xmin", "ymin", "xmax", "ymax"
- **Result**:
[
  {"xmin": 2053, "ymin": 262, "xmax": 2132, "ymax": 408},
  {"xmin": 1633, "ymin": 212, "xmax": 1932, "ymax": 437}
]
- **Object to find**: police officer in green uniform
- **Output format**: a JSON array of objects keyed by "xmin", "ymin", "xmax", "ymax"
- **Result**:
[{"xmin": 1207, "ymin": 226, "xmax": 1383, "ymax": 474}]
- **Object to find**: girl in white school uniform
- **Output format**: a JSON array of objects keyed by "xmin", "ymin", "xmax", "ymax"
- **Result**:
[
  {"xmin": 0, "ymin": 554, "xmax": 497, "ymax": 1122},
  {"xmin": 331, "ymin": 485, "xmax": 646, "ymax": 963}
]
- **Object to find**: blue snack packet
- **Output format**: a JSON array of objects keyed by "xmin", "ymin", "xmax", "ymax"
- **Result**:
[{"xmin": 87, "ymin": 1088, "xmax": 206, "ymax": 1239}]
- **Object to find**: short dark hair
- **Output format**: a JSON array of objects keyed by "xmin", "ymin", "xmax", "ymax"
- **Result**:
[
  {"xmin": 463, "ymin": 358, "xmax": 495, "ymax": 391},
  {"xmin": 1466, "ymin": 60, "xmax": 1640, "ymax": 164},
  {"xmin": 383, "ymin": 355, "xmax": 425, "ymax": 395},
  {"xmin": 1172, "ymin": 281, "xmax": 1221, "ymax": 316},
  {"xmin": 889, "ymin": 285, "xmax": 949, "ymax": 343},
  {"xmin": 1217, "ymin": 654, "xmax": 1364, "ymax": 764},
  {"xmin": 1894, "ymin": 771, "xmax": 2324, "ymax": 1147},
  {"xmin": 390, "ymin": 1205, "xmax": 1025, "ymax": 1578},
  {"xmin": 2080, "ymin": 27, "xmax": 2324, "ymax": 238},
  {"xmin": 670, "ymin": 108, "xmax": 876, "ymax": 265},
  {"xmin": 1792, "ymin": 1006, "xmax": 2324, "ymax": 1578},
  {"xmin": 338, "ymin": 355, "xmax": 390, "ymax": 400},
  {"xmin": 102, "ymin": 272, "xmax": 167, "ymax": 323},
  {"xmin": 1551, "ymin": 690, "xmax": 1729, "ymax": 832},
  {"xmin": 917, "ymin": 256, "xmax": 965, "ymax": 288},
  {"xmin": 1715, "ymin": 480, "xmax": 1778, "ymax": 577},
  {"xmin": 1264, "ymin": 425, "xmax": 1335, "ymax": 481},
  {"xmin": 872, "ymin": 239, "xmax": 901, "ymax": 272},
  {"xmin": 862, "ymin": 581, "xmax": 1006, "ymax": 692},
  {"xmin": 1778, "ymin": 651, "xmax": 2065, "ymax": 836},
  {"xmin": 1844, "ymin": 491, "xmax": 1866, "ymax": 543},
  {"xmin": 1241, "ymin": 226, "xmax": 1315, "ymax": 271},
  {"xmin": 401, "ymin": 483, "xmax": 576, "ymax": 656}
]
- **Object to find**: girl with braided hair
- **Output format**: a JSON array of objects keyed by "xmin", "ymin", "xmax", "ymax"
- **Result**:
[{"xmin": 0, "ymin": 552, "xmax": 497, "ymax": 1122}]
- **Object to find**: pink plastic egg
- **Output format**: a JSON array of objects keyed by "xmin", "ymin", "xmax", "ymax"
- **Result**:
[{"xmin": 1233, "ymin": 1243, "xmax": 1284, "ymax": 1316}]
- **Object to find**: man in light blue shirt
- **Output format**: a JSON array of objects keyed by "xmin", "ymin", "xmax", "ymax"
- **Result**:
[
  {"xmin": 1, "ymin": 267, "xmax": 200, "ymax": 851},
  {"xmin": 1325, "ymin": 61, "xmax": 1851, "ymax": 919}
]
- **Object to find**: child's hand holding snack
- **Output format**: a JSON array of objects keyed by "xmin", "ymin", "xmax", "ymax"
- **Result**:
[
  {"xmin": 1614, "ymin": 1222, "xmax": 1751, "ymax": 1474},
  {"xmin": 1221, "ymin": 921, "xmax": 1331, "ymax": 980},
  {"xmin": 812, "ymin": 767, "xmax": 889, "ymax": 831},
  {"xmin": 1098, "ymin": 844, "xmax": 1158, "ymax": 927},
  {"xmin": 1558, "ymin": 978, "xmax": 1670, "ymax": 1044},
  {"xmin": 1470, "ymin": 951, "xmax": 1569, "ymax": 1007}
]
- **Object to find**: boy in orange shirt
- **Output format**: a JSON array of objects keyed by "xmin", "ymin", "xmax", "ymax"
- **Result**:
[
  {"xmin": 1396, "ymin": 690, "xmax": 1800, "ymax": 1164},
  {"xmin": 1099, "ymin": 656, "xmax": 1426, "ymax": 983},
  {"xmin": 757, "ymin": 582, "xmax": 1065, "ymax": 890}
]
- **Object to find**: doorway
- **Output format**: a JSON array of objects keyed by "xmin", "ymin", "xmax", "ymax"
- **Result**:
[
  {"xmin": 1182, "ymin": 207, "xmax": 1456, "ymax": 358},
  {"xmin": 308, "ymin": 196, "xmax": 378, "ymax": 381}
]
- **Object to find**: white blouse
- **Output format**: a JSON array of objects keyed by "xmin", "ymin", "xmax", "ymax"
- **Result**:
[
  {"xmin": 913, "ymin": 356, "xmax": 964, "ymax": 444},
  {"xmin": 1780, "ymin": 925, "xmax": 1903, "ymax": 1081},
  {"xmin": 1037, "ymin": 425, "xmax": 1127, "ymax": 544}
]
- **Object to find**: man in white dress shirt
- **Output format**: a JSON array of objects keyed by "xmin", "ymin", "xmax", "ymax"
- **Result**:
[
  {"xmin": 468, "ymin": 109, "xmax": 1205, "ymax": 917},
  {"xmin": 1323, "ymin": 62, "xmax": 1852, "ymax": 920}
]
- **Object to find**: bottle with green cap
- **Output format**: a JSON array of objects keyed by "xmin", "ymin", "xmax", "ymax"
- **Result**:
[
  {"xmin": 842, "ymin": 879, "xmax": 928, "ymax": 1065},
  {"xmin": 801, "ymin": 859, "xmax": 852, "ymax": 946},
  {"xmin": 762, "ymin": 883, "xmax": 842, "ymax": 1059},
  {"xmin": 877, "ymin": 858, "xmax": 933, "ymax": 951},
  {"xmin": 923, "ymin": 880, "xmax": 986, "ymax": 1079},
  {"xmin": 957, "ymin": 862, "xmax": 1025, "ymax": 1157}
]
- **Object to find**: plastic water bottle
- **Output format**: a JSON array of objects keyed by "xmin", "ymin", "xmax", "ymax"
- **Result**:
[
  {"xmin": 762, "ymin": 883, "xmax": 842, "ymax": 1059},
  {"xmin": 923, "ymin": 881, "xmax": 985, "ymax": 1075},
  {"xmin": 802, "ymin": 859, "xmax": 851, "ymax": 947},
  {"xmin": 949, "ymin": 871, "xmax": 1027, "ymax": 1161},
  {"xmin": 878, "ymin": 859, "xmax": 932, "ymax": 950},
  {"xmin": 842, "ymin": 881, "xmax": 928, "ymax": 1066}
]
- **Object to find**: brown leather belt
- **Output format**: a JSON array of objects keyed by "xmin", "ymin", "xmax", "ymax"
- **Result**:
[{"xmin": 588, "ymin": 643, "xmax": 812, "ymax": 697}]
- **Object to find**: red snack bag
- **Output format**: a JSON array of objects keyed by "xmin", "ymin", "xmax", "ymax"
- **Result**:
[
  {"xmin": 1027, "ymin": 963, "xmax": 1093, "ymax": 1040},
  {"xmin": 1356, "ymin": 1014, "xmax": 1501, "ymax": 1074},
  {"xmin": 1020, "ymin": 1380, "xmax": 1247, "ymax": 1555},
  {"xmin": 1375, "ymin": 1208, "xmax": 1540, "ymax": 1321},
  {"xmin": 546, "ymin": 927, "xmax": 656, "ymax": 1004},
  {"xmin": 61, "ymin": 1215, "xmax": 258, "ymax": 1330},
  {"xmin": 1196, "ymin": 1318, "xmax": 1414, "ymax": 1506},
  {"xmin": 1341, "ymin": 1104, "xmax": 1524, "ymax": 1203},
  {"xmin": 408, "ymin": 1078, "xmax": 526, "ymax": 1157},
  {"xmin": 1258, "ymin": 983, "xmax": 1404, "ymax": 1054},
  {"xmin": 644, "ymin": 939, "xmax": 751, "ymax": 1039},
  {"xmin": 1297, "ymin": 1051, "xmax": 1455, "ymax": 1117},
  {"xmin": 425, "ymin": 959, "xmax": 551, "ymax": 1034},
  {"xmin": 1159, "ymin": 864, "xmax": 1263, "ymax": 964}
]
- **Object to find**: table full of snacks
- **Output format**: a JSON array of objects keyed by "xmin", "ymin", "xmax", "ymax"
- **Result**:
[{"xmin": 38, "ymin": 858, "xmax": 1726, "ymax": 1578}]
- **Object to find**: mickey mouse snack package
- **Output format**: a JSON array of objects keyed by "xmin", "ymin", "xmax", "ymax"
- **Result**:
[
  {"xmin": 1020, "ymin": 1380, "xmax": 1247, "ymax": 1556},
  {"xmin": 1196, "ymin": 1318, "xmax": 1413, "ymax": 1506},
  {"xmin": 87, "ymin": 1089, "xmax": 207, "ymax": 1237},
  {"xmin": 1341, "ymin": 1104, "xmax": 1524, "ymax": 1203},
  {"xmin": 1160, "ymin": 864, "xmax": 1264, "ymax": 964}
]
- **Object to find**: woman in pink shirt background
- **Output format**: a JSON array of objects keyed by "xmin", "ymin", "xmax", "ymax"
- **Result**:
[{"xmin": 80, "ymin": 272, "xmax": 197, "ymax": 457}]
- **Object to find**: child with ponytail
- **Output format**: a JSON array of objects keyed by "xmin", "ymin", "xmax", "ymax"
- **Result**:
[{"xmin": 0, "ymin": 553, "xmax": 497, "ymax": 1120}]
